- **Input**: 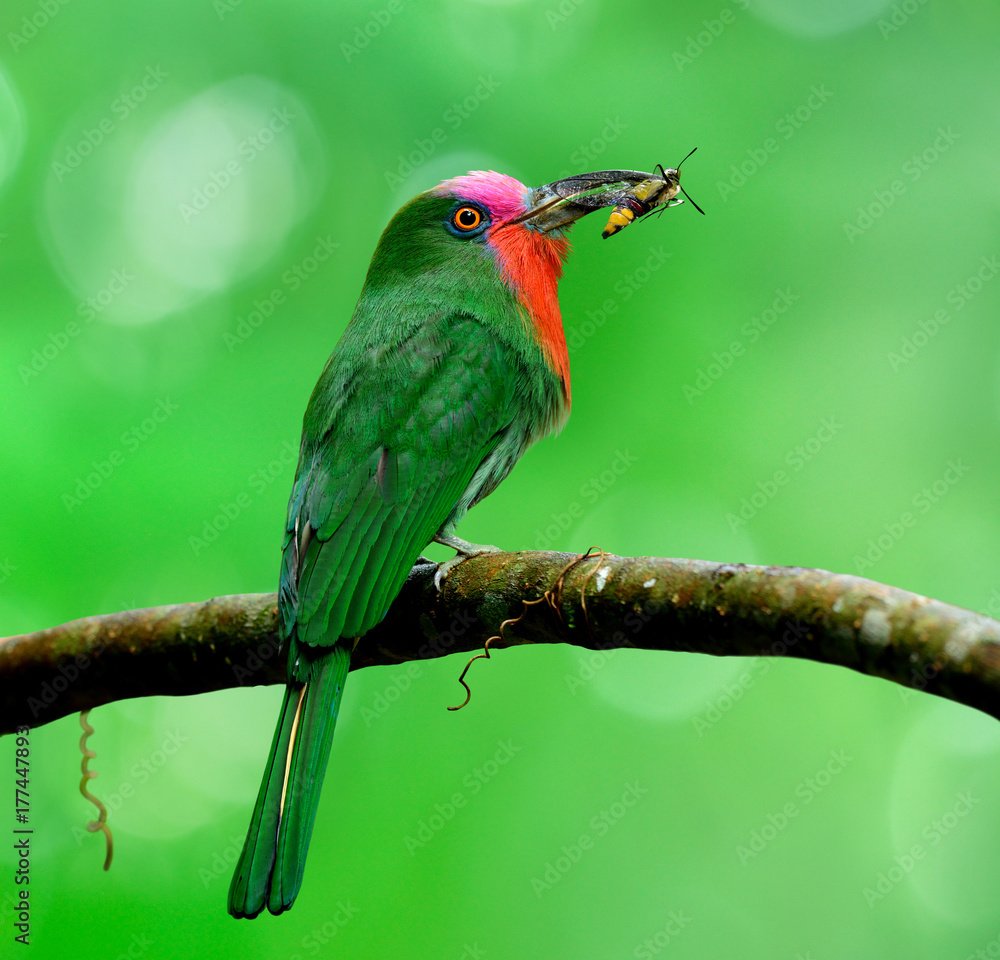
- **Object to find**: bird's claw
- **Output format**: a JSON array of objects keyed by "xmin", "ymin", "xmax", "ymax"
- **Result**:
[{"xmin": 433, "ymin": 542, "xmax": 502, "ymax": 593}]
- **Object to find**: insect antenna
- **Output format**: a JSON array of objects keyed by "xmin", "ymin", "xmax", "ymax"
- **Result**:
[
  {"xmin": 675, "ymin": 146, "xmax": 698, "ymax": 169},
  {"xmin": 676, "ymin": 147, "xmax": 705, "ymax": 215},
  {"xmin": 679, "ymin": 185, "xmax": 705, "ymax": 215}
]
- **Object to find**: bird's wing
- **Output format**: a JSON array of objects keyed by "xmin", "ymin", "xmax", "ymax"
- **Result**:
[{"xmin": 279, "ymin": 312, "xmax": 524, "ymax": 658}]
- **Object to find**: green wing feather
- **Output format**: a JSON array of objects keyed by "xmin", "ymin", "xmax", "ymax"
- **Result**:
[{"xmin": 228, "ymin": 312, "xmax": 539, "ymax": 918}]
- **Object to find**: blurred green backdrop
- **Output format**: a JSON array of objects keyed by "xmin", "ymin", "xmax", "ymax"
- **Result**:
[{"xmin": 2, "ymin": 0, "xmax": 1000, "ymax": 957}]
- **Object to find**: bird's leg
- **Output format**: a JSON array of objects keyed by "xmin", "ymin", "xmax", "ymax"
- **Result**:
[
  {"xmin": 432, "ymin": 531, "xmax": 501, "ymax": 591},
  {"xmin": 434, "ymin": 531, "xmax": 501, "ymax": 554}
]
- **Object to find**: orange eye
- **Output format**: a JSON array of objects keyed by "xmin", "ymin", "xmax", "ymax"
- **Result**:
[{"xmin": 452, "ymin": 205, "xmax": 483, "ymax": 231}]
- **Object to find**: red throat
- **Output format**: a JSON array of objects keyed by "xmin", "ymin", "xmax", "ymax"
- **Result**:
[{"xmin": 487, "ymin": 224, "xmax": 571, "ymax": 403}]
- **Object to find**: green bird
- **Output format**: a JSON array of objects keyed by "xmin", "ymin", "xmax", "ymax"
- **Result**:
[{"xmin": 228, "ymin": 165, "xmax": 668, "ymax": 918}]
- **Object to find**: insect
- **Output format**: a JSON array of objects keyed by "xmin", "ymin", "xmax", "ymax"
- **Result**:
[{"xmin": 601, "ymin": 148, "xmax": 704, "ymax": 238}]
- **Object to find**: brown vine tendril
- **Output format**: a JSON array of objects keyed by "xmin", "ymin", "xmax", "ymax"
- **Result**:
[
  {"xmin": 575, "ymin": 546, "xmax": 607, "ymax": 641},
  {"xmin": 448, "ymin": 547, "xmax": 608, "ymax": 711},
  {"xmin": 79, "ymin": 710, "xmax": 113, "ymax": 871}
]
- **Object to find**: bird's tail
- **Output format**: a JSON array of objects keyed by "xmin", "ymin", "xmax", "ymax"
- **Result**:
[{"xmin": 228, "ymin": 642, "xmax": 351, "ymax": 918}]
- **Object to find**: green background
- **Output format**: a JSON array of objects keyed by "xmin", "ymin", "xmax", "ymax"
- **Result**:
[{"xmin": 2, "ymin": 0, "xmax": 1000, "ymax": 957}]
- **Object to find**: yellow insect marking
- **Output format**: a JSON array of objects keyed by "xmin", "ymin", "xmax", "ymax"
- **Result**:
[
  {"xmin": 631, "ymin": 179, "xmax": 661, "ymax": 203},
  {"xmin": 602, "ymin": 207, "xmax": 634, "ymax": 237}
]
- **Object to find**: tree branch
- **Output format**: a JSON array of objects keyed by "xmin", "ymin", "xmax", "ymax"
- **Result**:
[{"xmin": 3, "ymin": 550, "xmax": 1000, "ymax": 735}]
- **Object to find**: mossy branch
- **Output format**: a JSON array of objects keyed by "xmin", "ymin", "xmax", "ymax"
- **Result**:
[{"xmin": 2, "ymin": 550, "xmax": 999, "ymax": 735}]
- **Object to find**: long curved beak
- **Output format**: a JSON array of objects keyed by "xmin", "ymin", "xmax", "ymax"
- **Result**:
[{"xmin": 505, "ymin": 169, "xmax": 671, "ymax": 233}]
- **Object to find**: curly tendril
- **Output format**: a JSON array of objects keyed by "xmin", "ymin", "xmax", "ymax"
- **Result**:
[
  {"xmin": 448, "ymin": 546, "xmax": 607, "ymax": 710},
  {"xmin": 79, "ymin": 710, "xmax": 113, "ymax": 871}
]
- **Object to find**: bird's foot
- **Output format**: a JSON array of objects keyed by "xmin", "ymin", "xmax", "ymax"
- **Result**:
[{"xmin": 432, "ymin": 535, "xmax": 502, "ymax": 592}]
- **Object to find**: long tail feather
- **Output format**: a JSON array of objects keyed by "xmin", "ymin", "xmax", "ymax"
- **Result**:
[{"xmin": 228, "ymin": 642, "xmax": 351, "ymax": 918}]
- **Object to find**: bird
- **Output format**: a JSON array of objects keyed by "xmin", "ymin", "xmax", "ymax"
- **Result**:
[{"xmin": 227, "ymin": 164, "xmax": 667, "ymax": 919}]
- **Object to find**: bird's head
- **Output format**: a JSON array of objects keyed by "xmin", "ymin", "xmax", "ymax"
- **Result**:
[{"xmin": 364, "ymin": 168, "xmax": 664, "ymax": 402}]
